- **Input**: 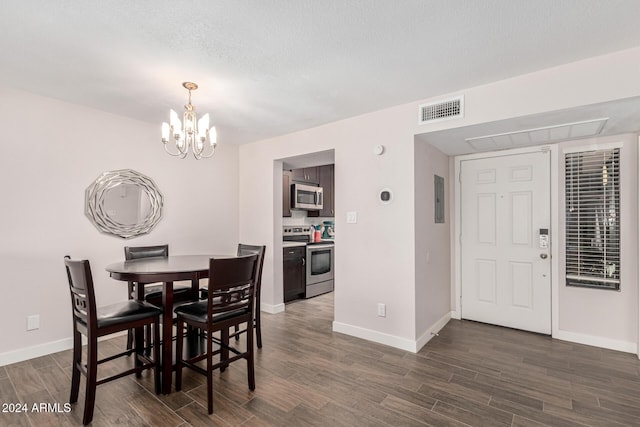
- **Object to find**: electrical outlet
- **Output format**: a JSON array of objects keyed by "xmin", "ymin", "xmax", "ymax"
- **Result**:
[
  {"xmin": 346, "ymin": 211, "xmax": 358, "ymax": 224},
  {"xmin": 377, "ymin": 303, "xmax": 386, "ymax": 317},
  {"xmin": 27, "ymin": 315, "xmax": 40, "ymax": 331}
]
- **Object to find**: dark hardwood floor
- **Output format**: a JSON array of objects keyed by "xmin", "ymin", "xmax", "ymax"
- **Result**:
[{"xmin": 3, "ymin": 293, "xmax": 640, "ymax": 426}]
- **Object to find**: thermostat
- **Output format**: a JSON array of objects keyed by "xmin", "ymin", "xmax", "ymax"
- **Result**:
[{"xmin": 379, "ymin": 188, "xmax": 393, "ymax": 204}]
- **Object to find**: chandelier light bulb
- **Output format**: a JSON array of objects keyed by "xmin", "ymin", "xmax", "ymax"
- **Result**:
[
  {"xmin": 197, "ymin": 113, "xmax": 210, "ymax": 141},
  {"xmin": 162, "ymin": 82, "xmax": 217, "ymax": 159},
  {"xmin": 210, "ymin": 127, "xmax": 217, "ymax": 146},
  {"xmin": 161, "ymin": 122, "xmax": 170, "ymax": 142}
]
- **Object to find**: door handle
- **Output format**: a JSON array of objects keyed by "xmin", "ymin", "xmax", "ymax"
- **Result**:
[{"xmin": 540, "ymin": 253, "xmax": 548, "ymax": 259}]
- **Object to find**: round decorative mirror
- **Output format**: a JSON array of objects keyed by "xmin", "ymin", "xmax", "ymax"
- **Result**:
[{"xmin": 85, "ymin": 169, "xmax": 163, "ymax": 239}]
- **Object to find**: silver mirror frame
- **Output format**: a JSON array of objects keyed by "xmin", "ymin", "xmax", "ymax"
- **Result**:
[{"xmin": 85, "ymin": 169, "xmax": 163, "ymax": 239}]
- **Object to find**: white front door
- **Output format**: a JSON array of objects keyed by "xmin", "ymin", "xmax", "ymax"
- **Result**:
[{"xmin": 460, "ymin": 150, "xmax": 551, "ymax": 334}]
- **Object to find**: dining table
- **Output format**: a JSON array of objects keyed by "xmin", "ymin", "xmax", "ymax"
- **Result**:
[{"xmin": 105, "ymin": 254, "xmax": 231, "ymax": 394}]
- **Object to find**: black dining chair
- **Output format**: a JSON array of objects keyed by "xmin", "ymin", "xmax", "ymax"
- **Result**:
[
  {"xmin": 64, "ymin": 256, "xmax": 161, "ymax": 425},
  {"xmin": 124, "ymin": 244, "xmax": 194, "ymax": 350},
  {"xmin": 175, "ymin": 253, "xmax": 259, "ymax": 414},
  {"xmin": 200, "ymin": 244, "xmax": 266, "ymax": 348},
  {"xmin": 231, "ymin": 244, "xmax": 266, "ymax": 348}
]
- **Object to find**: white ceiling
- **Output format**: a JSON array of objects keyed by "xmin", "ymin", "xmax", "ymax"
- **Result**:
[{"xmin": 2, "ymin": 1, "xmax": 640, "ymax": 148}]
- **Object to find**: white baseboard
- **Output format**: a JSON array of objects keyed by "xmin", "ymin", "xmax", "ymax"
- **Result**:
[
  {"xmin": 332, "ymin": 321, "xmax": 417, "ymax": 352},
  {"xmin": 0, "ymin": 331, "xmax": 128, "ymax": 367},
  {"xmin": 333, "ymin": 312, "xmax": 452, "ymax": 353},
  {"xmin": 554, "ymin": 330, "xmax": 637, "ymax": 354},
  {"xmin": 450, "ymin": 310, "xmax": 461, "ymax": 320},
  {"xmin": 0, "ymin": 338, "xmax": 73, "ymax": 367},
  {"xmin": 415, "ymin": 311, "xmax": 452, "ymax": 352},
  {"xmin": 261, "ymin": 302, "xmax": 285, "ymax": 314}
]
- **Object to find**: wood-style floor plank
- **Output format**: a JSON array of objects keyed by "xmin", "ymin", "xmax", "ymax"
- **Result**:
[{"xmin": 3, "ymin": 292, "xmax": 640, "ymax": 426}]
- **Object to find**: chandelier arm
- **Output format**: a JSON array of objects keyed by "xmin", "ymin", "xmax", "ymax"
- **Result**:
[
  {"xmin": 163, "ymin": 140, "xmax": 189, "ymax": 158},
  {"xmin": 195, "ymin": 145, "xmax": 216, "ymax": 159}
]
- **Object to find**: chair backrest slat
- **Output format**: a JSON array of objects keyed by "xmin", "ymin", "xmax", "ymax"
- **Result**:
[
  {"xmin": 207, "ymin": 254, "xmax": 259, "ymax": 317},
  {"xmin": 64, "ymin": 256, "xmax": 97, "ymax": 329},
  {"xmin": 124, "ymin": 245, "xmax": 169, "ymax": 290},
  {"xmin": 237, "ymin": 244, "xmax": 265, "ymax": 285},
  {"xmin": 236, "ymin": 244, "xmax": 266, "ymax": 304},
  {"xmin": 124, "ymin": 244, "xmax": 169, "ymax": 260}
]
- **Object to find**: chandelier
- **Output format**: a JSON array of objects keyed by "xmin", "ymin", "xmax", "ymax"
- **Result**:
[{"xmin": 161, "ymin": 82, "xmax": 217, "ymax": 159}]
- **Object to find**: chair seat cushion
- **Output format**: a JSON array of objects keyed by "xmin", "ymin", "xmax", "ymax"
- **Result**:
[
  {"xmin": 174, "ymin": 300, "xmax": 249, "ymax": 324},
  {"xmin": 97, "ymin": 301, "xmax": 161, "ymax": 329}
]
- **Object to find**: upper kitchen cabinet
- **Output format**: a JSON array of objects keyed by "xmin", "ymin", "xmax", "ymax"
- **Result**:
[
  {"xmin": 283, "ymin": 170, "xmax": 292, "ymax": 217},
  {"xmin": 292, "ymin": 167, "xmax": 320, "ymax": 185},
  {"xmin": 309, "ymin": 164, "xmax": 334, "ymax": 218}
]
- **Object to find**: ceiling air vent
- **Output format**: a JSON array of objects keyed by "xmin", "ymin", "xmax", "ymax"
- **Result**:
[
  {"xmin": 465, "ymin": 118, "xmax": 609, "ymax": 151},
  {"xmin": 419, "ymin": 95, "xmax": 464, "ymax": 124}
]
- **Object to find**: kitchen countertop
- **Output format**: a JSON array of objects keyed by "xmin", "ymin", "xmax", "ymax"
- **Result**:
[
  {"xmin": 308, "ymin": 239, "xmax": 335, "ymax": 245},
  {"xmin": 283, "ymin": 239, "xmax": 335, "ymax": 248},
  {"xmin": 283, "ymin": 241, "xmax": 306, "ymax": 248}
]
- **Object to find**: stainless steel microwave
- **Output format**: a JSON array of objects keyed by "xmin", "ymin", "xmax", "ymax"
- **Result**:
[{"xmin": 291, "ymin": 183, "xmax": 323, "ymax": 210}]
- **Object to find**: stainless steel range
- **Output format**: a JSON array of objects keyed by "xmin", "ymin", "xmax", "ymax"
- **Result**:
[{"xmin": 283, "ymin": 226, "xmax": 334, "ymax": 298}]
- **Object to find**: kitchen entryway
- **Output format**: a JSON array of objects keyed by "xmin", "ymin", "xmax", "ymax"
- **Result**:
[{"xmin": 460, "ymin": 150, "xmax": 551, "ymax": 334}]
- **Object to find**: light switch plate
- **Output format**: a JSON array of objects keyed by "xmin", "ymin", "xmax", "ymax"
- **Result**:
[
  {"xmin": 27, "ymin": 315, "xmax": 40, "ymax": 331},
  {"xmin": 346, "ymin": 211, "xmax": 357, "ymax": 224}
]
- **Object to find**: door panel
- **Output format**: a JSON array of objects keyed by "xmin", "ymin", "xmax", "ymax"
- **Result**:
[
  {"xmin": 476, "ymin": 260, "xmax": 497, "ymax": 303},
  {"xmin": 461, "ymin": 151, "xmax": 551, "ymax": 334},
  {"xmin": 476, "ymin": 194, "xmax": 496, "ymax": 244},
  {"xmin": 510, "ymin": 261, "xmax": 533, "ymax": 308},
  {"xmin": 511, "ymin": 191, "xmax": 532, "ymax": 245}
]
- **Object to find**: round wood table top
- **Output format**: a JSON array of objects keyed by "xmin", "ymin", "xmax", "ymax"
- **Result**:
[{"xmin": 105, "ymin": 254, "xmax": 231, "ymax": 282}]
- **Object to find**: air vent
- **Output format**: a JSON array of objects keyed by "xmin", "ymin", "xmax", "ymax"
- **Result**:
[
  {"xmin": 419, "ymin": 95, "xmax": 464, "ymax": 124},
  {"xmin": 465, "ymin": 118, "xmax": 608, "ymax": 151}
]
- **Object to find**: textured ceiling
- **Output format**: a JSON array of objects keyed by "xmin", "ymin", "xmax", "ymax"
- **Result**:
[{"xmin": 1, "ymin": 1, "xmax": 640, "ymax": 146}]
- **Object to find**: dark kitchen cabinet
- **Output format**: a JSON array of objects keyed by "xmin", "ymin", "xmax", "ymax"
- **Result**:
[
  {"xmin": 292, "ymin": 167, "xmax": 320, "ymax": 185},
  {"xmin": 283, "ymin": 246, "xmax": 305, "ymax": 302},
  {"xmin": 283, "ymin": 170, "xmax": 292, "ymax": 217},
  {"xmin": 309, "ymin": 164, "xmax": 334, "ymax": 218}
]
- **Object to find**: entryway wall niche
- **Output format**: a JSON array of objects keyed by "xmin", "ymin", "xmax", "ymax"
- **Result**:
[{"xmin": 453, "ymin": 133, "xmax": 638, "ymax": 355}]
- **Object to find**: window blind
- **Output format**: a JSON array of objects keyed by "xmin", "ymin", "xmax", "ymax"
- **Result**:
[{"xmin": 565, "ymin": 148, "xmax": 620, "ymax": 290}]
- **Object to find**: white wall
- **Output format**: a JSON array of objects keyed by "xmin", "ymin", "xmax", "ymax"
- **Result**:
[
  {"xmin": 239, "ymin": 45, "xmax": 640, "ymax": 354},
  {"xmin": 556, "ymin": 133, "xmax": 638, "ymax": 351},
  {"xmin": 411, "ymin": 47, "xmax": 640, "ymax": 137},
  {"xmin": 0, "ymin": 87, "xmax": 239, "ymax": 365},
  {"xmin": 414, "ymin": 141, "xmax": 451, "ymax": 345},
  {"xmin": 419, "ymin": 47, "xmax": 640, "ymax": 352},
  {"xmin": 5, "ymin": 45, "xmax": 639, "ymax": 363},
  {"xmin": 239, "ymin": 103, "xmax": 424, "ymax": 351}
]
